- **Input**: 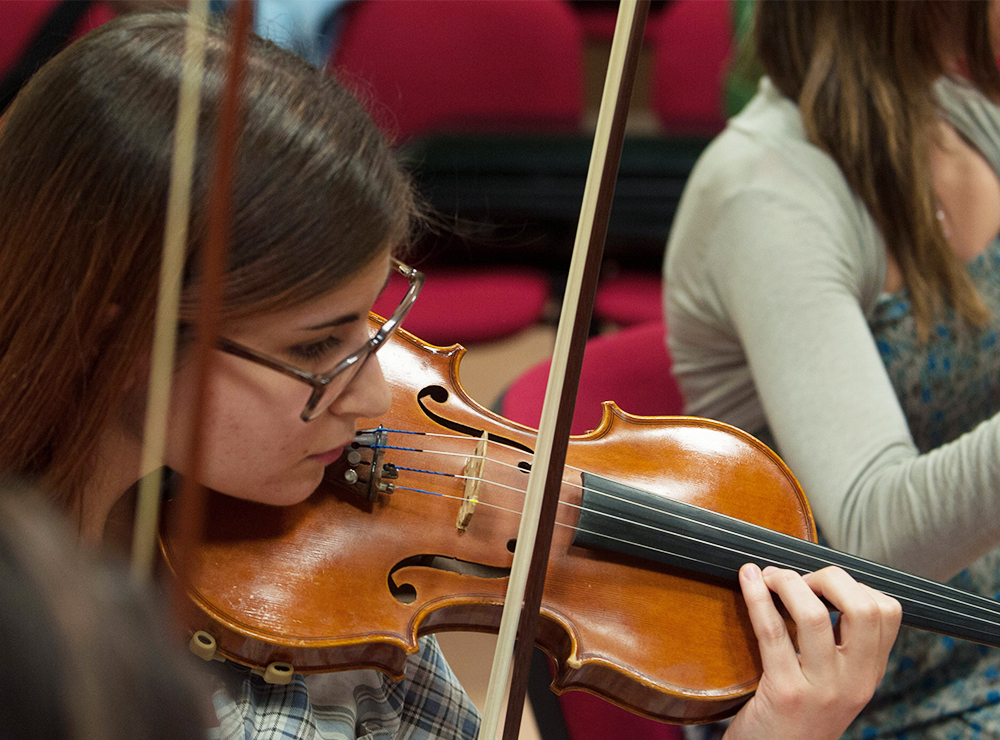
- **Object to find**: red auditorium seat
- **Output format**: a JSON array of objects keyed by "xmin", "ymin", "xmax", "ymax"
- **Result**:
[
  {"xmin": 650, "ymin": 0, "xmax": 733, "ymax": 135},
  {"xmin": 373, "ymin": 265, "xmax": 550, "ymax": 347},
  {"xmin": 500, "ymin": 320, "xmax": 682, "ymax": 433},
  {"xmin": 594, "ymin": 269, "xmax": 663, "ymax": 327},
  {"xmin": 1, "ymin": 1, "xmax": 116, "ymax": 111},
  {"xmin": 0, "ymin": 1, "xmax": 112, "ymax": 73},
  {"xmin": 331, "ymin": 0, "xmax": 583, "ymax": 143}
]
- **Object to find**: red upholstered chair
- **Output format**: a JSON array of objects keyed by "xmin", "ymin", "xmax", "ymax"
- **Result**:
[
  {"xmin": 500, "ymin": 320, "xmax": 682, "ymax": 433},
  {"xmin": 650, "ymin": 0, "xmax": 733, "ymax": 135},
  {"xmin": 333, "ymin": 0, "xmax": 582, "ymax": 346},
  {"xmin": 572, "ymin": 1, "xmax": 664, "ymax": 43},
  {"xmin": 594, "ymin": 270, "xmax": 663, "ymax": 328},
  {"xmin": 331, "ymin": 0, "xmax": 584, "ymax": 143},
  {"xmin": 373, "ymin": 265, "xmax": 550, "ymax": 347},
  {"xmin": 0, "ymin": 1, "xmax": 60, "ymax": 74},
  {"xmin": 499, "ymin": 320, "xmax": 684, "ymax": 740}
]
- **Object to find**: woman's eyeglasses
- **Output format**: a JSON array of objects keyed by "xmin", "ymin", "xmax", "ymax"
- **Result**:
[{"xmin": 217, "ymin": 259, "xmax": 423, "ymax": 421}]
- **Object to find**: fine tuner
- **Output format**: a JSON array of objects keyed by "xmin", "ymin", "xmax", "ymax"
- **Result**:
[{"xmin": 336, "ymin": 428, "xmax": 398, "ymax": 500}]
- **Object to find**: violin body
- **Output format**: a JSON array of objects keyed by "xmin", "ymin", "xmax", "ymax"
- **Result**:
[{"xmin": 161, "ymin": 325, "xmax": 816, "ymax": 724}]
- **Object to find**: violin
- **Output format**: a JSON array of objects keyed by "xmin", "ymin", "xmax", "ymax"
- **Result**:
[{"xmin": 160, "ymin": 322, "xmax": 1000, "ymax": 725}]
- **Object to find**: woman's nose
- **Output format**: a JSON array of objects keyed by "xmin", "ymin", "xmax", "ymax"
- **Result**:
[{"xmin": 329, "ymin": 352, "xmax": 392, "ymax": 420}]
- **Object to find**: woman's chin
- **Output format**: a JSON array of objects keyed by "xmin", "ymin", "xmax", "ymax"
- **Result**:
[{"xmin": 220, "ymin": 473, "xmax": 322, "ymax": 508}]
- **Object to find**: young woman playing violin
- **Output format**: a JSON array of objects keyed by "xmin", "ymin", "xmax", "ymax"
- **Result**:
[{"xmin": 0, "ymin": 11, "xmax": 900, "ymax": 740}]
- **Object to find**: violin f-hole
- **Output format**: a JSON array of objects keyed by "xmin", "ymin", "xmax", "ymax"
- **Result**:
[
  {"xmin": 416, "ymin": 385, "xmax": 534, "ymax": 454},
  {"xmin": 388, "ymin": 554, "xmax": 511, "ymax": 604}
]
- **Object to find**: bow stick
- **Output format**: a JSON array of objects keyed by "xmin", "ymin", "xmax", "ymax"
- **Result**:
[
  {"xmin": 131, "ymin": 1, "xmax": 254, "ymax": 600},
  {"xmin": 132, "ymin": 0, "xmax": 209, "ymax": 582},
  {"xmin": 479, "ymin": 3, "xmax": 650, "ymax": 738}
]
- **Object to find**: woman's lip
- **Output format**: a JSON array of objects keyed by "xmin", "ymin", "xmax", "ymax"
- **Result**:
[{"xmin": 308, "ymin": 446, "xmax": 346, "ymax": 466}]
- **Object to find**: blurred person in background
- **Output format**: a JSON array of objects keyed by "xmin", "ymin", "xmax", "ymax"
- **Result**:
[{"xmin": 665, "ymin": 1, "xmax": 1000, "ymax": 737}]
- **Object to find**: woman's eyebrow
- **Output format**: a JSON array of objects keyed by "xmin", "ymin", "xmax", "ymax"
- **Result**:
[
  {"xmin": 300, "ymin": 267, "xmax": 392, "ymax": 332},
  {"xmin": 300, "ymin": 313, "xmax": 359, "ymax": 332}
]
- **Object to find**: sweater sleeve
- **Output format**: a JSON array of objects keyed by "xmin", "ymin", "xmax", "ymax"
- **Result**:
[{"xmin": 706, "ymin": 185, "xmax": 1000, "ymax": 583}]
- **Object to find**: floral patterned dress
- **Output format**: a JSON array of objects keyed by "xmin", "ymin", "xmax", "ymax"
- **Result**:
[{"xmin": 844, "ymin": 240, "xmax": 1000, "ymax": 739}]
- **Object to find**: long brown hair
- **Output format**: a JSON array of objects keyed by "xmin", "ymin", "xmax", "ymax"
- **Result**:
[
  {"xmin": 756, "ymin": 0, "xmax": 1000, "ymax": 340},
  {"xmin": 0, "ymin": 13, "xmax": 417, "ymax": 509}
]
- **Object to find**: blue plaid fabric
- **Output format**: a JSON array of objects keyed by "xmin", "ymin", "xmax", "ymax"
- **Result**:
[{"xmin": 207, "ymin": 636, "xmax": 481, "ymax": 740}]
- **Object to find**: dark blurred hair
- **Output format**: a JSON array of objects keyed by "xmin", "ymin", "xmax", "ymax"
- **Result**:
[
  {"xmin": 756, "ymin": 0, "xmax": 1000, "ymax": 340},
  {"xmin": 0, "ymin": 479, "xmax": 206, "ymax": 739},
  {"xmin": 0, "ymin": 12, "xmax": 417, "ymax": 506}
]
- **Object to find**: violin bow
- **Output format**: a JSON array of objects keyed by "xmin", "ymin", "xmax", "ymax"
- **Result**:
[
  {"xmin": 131, "ymin": 0, "xmax": 254, "ymax": 601},
  {"xmin": 132, "ymin": 0, "xmax": 209, "ymax": 582},
  {"xmin": 478, "ymin": 3, "xmax": 650, "ymax": 738}
]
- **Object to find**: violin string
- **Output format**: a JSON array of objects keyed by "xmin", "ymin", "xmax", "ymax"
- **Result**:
[
  {"xmin": 408, "ymin": 481, "xmax": 1000, "ymax": 631},
  {"xmin": 395, "ymin": 486, "xmax": 527, "ymax": 518},
  {"xmin": 393, "ymin": 479, "xmax": 1000, "ymax": 630},
  {"xmin": 375, "ymin": 428, "xmax": 590, "ymax": 475},
  {"xmin": 565, "ymin": 522, "xmax": 1000, "ymax": 631},
  {"xmin": 380, "ymin": 429, "xmax": 485, "ymax": 441},
  {"xmin": 546, "ymin": 476, "xmax": 1000, "ymax": 617},
  {"xmin": 369, "ymin": 436, "xmax": 537, "ymax": 476},
  {"xmin": 561, "ymin": 499, "xmax": 1000, "ymax": 625},
  {"xmin": 392, "ymin": 466, "xmax": 539, "ymax": 497},
  {"xmin": 393, "ymin": 486, "xmax": 616, "ymax": 549},
  {"xmin": 369, "ymin": 436, "xmax": 856, "ymax": 569},
  {"xmin": 375, "ymin": 444, "xmax": 524, "ymax": 471},
  {"xmin": 356, "ymin": 436, "xmax": 1000, "ymax": 623}
]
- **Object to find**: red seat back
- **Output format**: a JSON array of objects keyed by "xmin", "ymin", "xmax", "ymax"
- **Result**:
[
  {"xmin": 501, "ymin": 321, "xmax": 683, "ymax": 435},
  {"xmin": 650, "ymin": 0, "xmax": 733, "ymax": 134},
  {"xmin": 595, "ymin": 270, "xmax": 663, "ymax": 327},
  {"xmin": 332, "ymin": 0, "xmax": 584, "ymax": 142},
  {"xmin": 373, "ymin": 266, "xmax": 549, "ymax": 346}
]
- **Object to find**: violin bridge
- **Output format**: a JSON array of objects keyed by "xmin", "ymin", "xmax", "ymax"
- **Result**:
[{"xmin": 457, "ymin": 432, "xmax": 487, "ymax": 531}]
